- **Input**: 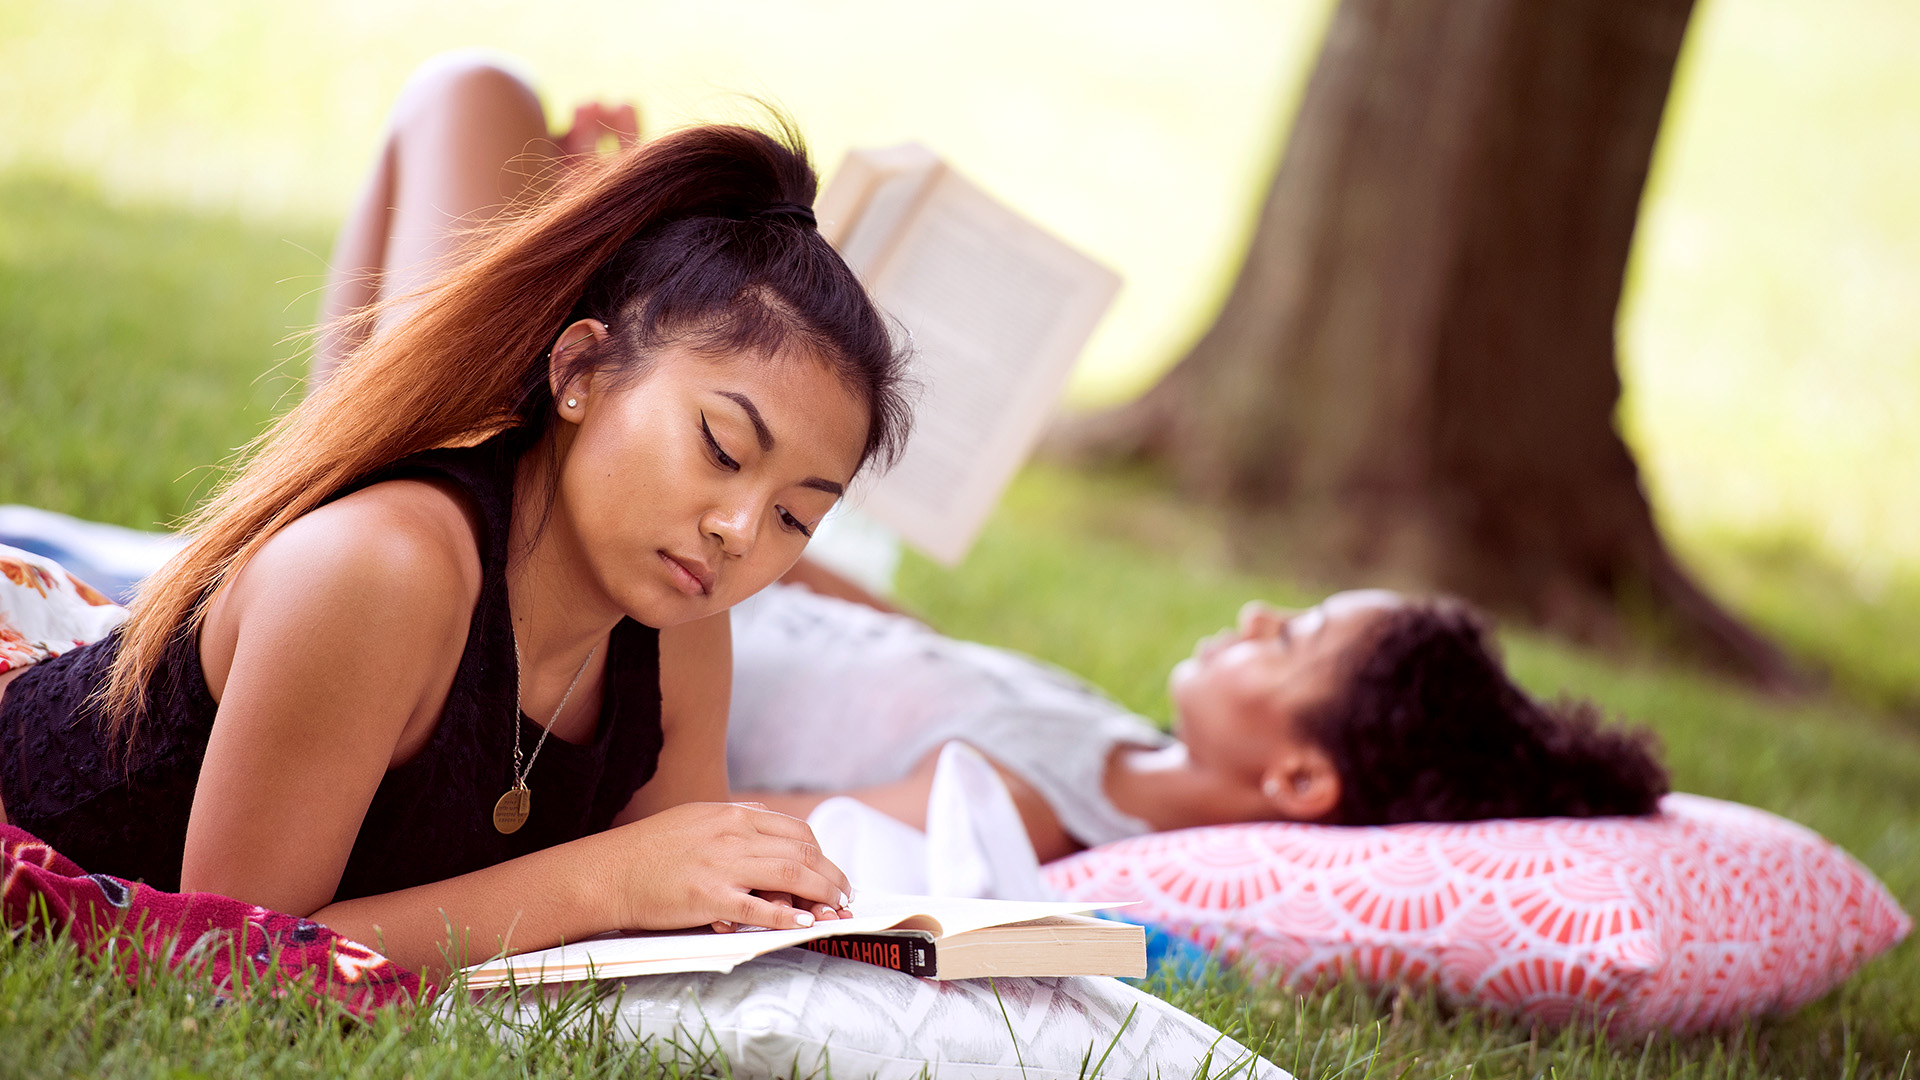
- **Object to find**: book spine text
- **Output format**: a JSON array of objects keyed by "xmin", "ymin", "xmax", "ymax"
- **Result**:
[{"xmin": 798, "ymin": 935, "xmax": 936, "ymax": 978}]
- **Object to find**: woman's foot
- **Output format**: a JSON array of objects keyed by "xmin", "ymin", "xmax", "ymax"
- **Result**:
[{"xmin": 557, "ymin": 101, "xmax": 641, "ymax": 161}]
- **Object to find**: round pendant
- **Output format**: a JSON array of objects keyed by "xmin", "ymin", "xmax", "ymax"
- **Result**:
[{"xmin": 492, "ymin": 786, "xmax": 531, "ymax": 834}]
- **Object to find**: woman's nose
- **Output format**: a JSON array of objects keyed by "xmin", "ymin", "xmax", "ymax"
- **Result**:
[
  {"xmin": 1237, "ymin": 600, "xmax": 1294, "ymax": 638},
  {"xmin": 703, "ymin": 504, "xmax": 757, "ymax": 558}
]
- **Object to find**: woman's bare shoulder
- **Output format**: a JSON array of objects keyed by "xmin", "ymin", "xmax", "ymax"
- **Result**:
[
  {"xmin": 243, "ymin": 478, "xmax": 482, "ymax": 610},
  {"xmin": 201, "ymin": 478, "xmax": 486, "ymax": 698}
]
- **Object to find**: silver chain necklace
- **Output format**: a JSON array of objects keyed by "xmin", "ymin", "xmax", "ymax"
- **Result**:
[{"xmin": 492, "ymin": 629, "xmax": 597, "ymax": 835}]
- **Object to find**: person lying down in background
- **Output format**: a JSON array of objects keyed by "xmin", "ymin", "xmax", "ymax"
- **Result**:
[{"xmin": 728, "ymin": 570, "xmax": 1671, "ymax": 866}]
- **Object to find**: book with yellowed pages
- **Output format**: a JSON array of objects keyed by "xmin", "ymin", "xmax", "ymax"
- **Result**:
[
  {"xmin": 815, "ymin": 145, "xmax": 1121, "ymax": 567},
  {"xmin": 460, "ymin": 894, "xmax": 1145, "ymax": 988}
]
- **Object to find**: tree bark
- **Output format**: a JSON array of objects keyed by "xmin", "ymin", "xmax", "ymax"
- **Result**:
[{"xmin": 1069, "ymin": 0, "xmax": 1795, "ymax": 685}]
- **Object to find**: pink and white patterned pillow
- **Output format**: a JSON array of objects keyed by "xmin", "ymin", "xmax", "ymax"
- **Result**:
[{"xmin": 1043, "ymin": 794, "xmax": 1909, "ymax": 1034}]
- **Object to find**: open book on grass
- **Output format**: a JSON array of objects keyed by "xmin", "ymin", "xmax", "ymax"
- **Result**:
[
  {"xmin": 817, "ymin": 145, "xmax": 1121, "ymax": 566},
  {"xmin": 460, "ymin": 893, "xmax": 1144, "ymax": 988}
]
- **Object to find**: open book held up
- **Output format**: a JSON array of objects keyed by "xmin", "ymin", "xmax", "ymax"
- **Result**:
[
  {"xmin": 818, "ymin": 146, "xmax": 1121, "ymax": 566},
  {"xmin": 460, "ymin": 894, "xmax": 1145, "ymax": 988}
]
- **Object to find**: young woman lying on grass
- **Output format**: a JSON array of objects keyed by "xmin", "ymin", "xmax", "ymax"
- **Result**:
[
  {"xmin": 727, "ymin": 577, "xmax": 1671, "ymax": 863},
  {"xmin": 0, "ymin": 55, "xmax": 908, "ymax": 980}
]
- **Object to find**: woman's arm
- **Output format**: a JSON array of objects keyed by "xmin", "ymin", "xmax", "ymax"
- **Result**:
[
  {"xmin": 615, "ymin": 608, "xmax": 851, "ymax": 930},
  {"xmin": 613, "ymin": 610, "xmax": 732, "ymax": 824},
  {"xmin": 185, "ymin": 482, "xmax": 480, "ymax": 916},
  {"xmin": 310, "ymin": 798, "xmax": 840, "ymax": 983}
]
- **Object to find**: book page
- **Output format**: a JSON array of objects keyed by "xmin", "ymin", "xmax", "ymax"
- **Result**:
[
  {"xmin": 459, "ymin": 893, "xmax": 1124, "ymax": 988},
  {"xmin": 824, "ymin": 150, "xmax": 1120, "ymax": 565},
  {"xmin": 829, "ymin": 150, "xmax": 941, "ymax": 270},
  {"xmin": 849, "ymin": 892, "xmax": 1125, "ymax": 937},
  {"xmin": 815, "ymin": 144, "xmax": 940, "ymax": 249}
]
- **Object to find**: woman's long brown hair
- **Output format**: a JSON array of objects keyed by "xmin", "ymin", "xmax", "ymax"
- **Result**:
[{"xmin": 100, "ymin": 122, "xmax": 910, "ymax": 749}]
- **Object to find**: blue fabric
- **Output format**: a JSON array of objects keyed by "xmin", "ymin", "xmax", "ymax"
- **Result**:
[
  {"xmin": 0, "ymin": 534, "xmax": 142, "ymax": 604},
  {"xmin": 1096, "ymin": 910, "xmax": 1217, "ymax": 982}
]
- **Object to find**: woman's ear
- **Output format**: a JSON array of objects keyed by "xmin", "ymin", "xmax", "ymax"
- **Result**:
[
  {"xmin": 548, "ymin": 318, "xmax": 610, "ymax": 419},
  {"xmin": 1259, "ymin": 745, "xmax": 1341, "ymax": 822}
]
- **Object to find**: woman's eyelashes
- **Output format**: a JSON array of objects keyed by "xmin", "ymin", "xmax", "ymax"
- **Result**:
[
  {"xmin": 700, "ymin": 411, "xmax": 815, "ymax": 538},
  {"xmin": 699, "ymin": 413, "xmax": 740, "ymax": 471}
]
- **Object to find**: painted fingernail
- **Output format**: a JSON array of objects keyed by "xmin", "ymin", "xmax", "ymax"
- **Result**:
[
  {"xmin": 794, "ymin": 911, "xmax": 815, "ymax": 928},
  {"xmin": 838, "ymin": 892, "xmax": 850, "ymax": 908}
]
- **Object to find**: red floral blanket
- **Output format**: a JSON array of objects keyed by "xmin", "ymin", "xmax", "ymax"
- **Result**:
[{"xmin": 2, "ymin": 824, "xmax": 427, "ymax": 1018}]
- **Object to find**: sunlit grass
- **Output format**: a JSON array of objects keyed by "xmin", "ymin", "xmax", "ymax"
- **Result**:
[
  {"xmin": 8, "ymin": 918, "xmax": 1910, "ymax": 1080},
  {"xmin": 0, "ymin": 916, "xmax": 736, "ymax": 1079}
]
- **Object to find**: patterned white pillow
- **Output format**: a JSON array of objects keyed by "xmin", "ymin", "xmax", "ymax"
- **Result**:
[
  {"xmin": 481, "ymin": 947, "xmax": 1287, "ymax": 1080},
  {"xmin": 1044, "ymin": 794, "xmax": 1910, "ymax": 1034},
  {"xmin": 0, "ymin": 544, "xmax": 128, "ymax": 673}
]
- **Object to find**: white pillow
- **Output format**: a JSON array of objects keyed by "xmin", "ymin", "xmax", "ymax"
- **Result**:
[
  {"xmin": 480, "ymin": 947, "xmax": 1287, "ymax": 1080},
  {"xmin": 0, "ymin": 543, "xmax": 128, "ymax": 672}
]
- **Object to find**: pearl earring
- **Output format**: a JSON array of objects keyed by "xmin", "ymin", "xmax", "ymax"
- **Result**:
[
  {"xmin": 1261, "ymin": 777, "xmax": 1282, "ymax": 800},
  {"xmin": 565, "ymin": 397, "xmax": 578, "ymax": 409}
]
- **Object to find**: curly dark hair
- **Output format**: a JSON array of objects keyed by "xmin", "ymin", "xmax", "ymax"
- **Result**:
[{"xmin": 1300, "ymin": 600, "xmax": 1669, "ymax": 825}]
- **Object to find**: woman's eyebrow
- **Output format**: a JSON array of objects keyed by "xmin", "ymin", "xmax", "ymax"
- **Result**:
[
  {"xmin": 718, "ymin": 389, "xmax": 846, "ymax": 495},
  {"xmin": 719, "ymin": 391, "xmax": 773, "ymax": 451}
]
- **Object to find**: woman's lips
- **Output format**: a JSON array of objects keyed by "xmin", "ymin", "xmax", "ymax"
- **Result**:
[{"xmin": 659, "ymin": 551, "xmax": 713, "ymax": 597}]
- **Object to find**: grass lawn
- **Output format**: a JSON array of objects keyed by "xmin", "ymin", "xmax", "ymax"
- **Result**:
[{"xmin": 2, "ymin": 175, "xmax": 1916, "ymax": 1076}]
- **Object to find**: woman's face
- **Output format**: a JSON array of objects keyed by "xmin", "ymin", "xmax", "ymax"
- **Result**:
[
  {"xmin": 1169, "ymin": 590, "xmax": 1403, "ymax": 771},
  {"xmin": 553, "ymin": 338, "xmax": 868, "ymax": 629}
]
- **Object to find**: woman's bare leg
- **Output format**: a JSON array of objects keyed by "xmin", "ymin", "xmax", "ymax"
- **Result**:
[{"xmin": 313, "ymin": 52, "xmax": 558, "ymax": 385}]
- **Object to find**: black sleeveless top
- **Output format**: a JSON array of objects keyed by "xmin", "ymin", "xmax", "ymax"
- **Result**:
[{"xmin": 0, "ymin": 431, "xmax": 665, "ymax": 901}]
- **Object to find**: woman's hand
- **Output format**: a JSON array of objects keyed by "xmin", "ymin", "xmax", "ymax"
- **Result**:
[
  {"xmin": 308, "ymin": 801, "xmax": 851, "ymax": 982},
  {"xmin": 712, "ymin": 890, "xmax": 856, "ymax": 934},
  {"xmin": 594, "ymin": 801, "xmax": 853, "ymax": 933}
]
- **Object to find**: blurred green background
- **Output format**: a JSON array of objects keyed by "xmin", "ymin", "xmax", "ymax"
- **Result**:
[
  {"xmin": 6, "ymin": 0, "xmax": 1918, "ymax": 634},
  {"xmin": 7, "ymin": 0, "xmax": 1920, "ymax": 717},
  {"xmin": 3, "ymin": 1, "xmax": 1919, "ymax": 1071}
]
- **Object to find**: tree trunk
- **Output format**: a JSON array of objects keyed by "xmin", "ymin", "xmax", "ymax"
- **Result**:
[{"xmin": 1070, "ymin": 0, "xmax": 1795, "ymax": 685}]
